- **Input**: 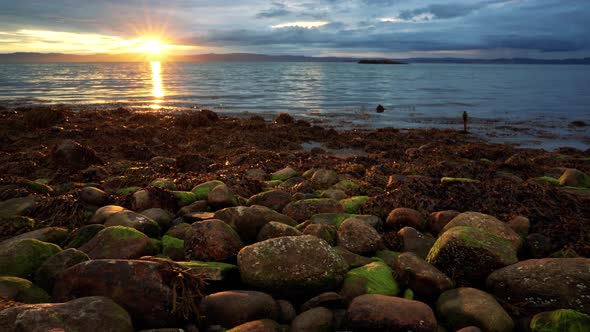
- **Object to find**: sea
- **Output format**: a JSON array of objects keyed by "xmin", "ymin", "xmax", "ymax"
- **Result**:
[{"xmin": 0, "ymin": 62, "xmax": 589, "ymax": 150}]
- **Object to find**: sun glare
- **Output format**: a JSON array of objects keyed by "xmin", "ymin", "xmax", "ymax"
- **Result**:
[{"xmin": 139, "ymin": 39, "xmax": 165, "ymax": 54}]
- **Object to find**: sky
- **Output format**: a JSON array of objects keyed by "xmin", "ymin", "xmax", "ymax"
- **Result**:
[{"xmin": 0, "ymin": 0, "xmax": 589, "ymax": 59}]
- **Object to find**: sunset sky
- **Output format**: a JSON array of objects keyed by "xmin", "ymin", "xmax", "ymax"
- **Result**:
[{"xmin": 0, "ymin": 0, "xmax": 588, "ymax": 58}]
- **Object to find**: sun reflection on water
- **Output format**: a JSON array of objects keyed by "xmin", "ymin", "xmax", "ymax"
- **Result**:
[{"xmin": 150, "ymin": 61, "xmax": 164, "ymax": 109}]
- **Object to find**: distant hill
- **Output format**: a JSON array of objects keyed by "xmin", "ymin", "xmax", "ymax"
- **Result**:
[
  {"xmin": 0, "ymin": 52, "xmax": 589, "ymax": 64},
  {"xmin": 358, "ymin": 59, "xmax": 407, "ymax": 64}
]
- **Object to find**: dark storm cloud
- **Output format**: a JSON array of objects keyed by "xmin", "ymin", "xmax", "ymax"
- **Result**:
[{"xmin": 256, "ymin": 2, "xmax": 291, "ymax": 19}]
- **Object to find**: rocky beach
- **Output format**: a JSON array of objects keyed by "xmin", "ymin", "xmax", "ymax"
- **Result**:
[{"xmin": 0, "ymin": 105, "xmax": 589, "ymax": 331}]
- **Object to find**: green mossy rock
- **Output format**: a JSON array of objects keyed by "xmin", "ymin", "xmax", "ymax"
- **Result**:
[
  {"xmin": 426, "ymin": 226, "xmax": 517, "ymax": 287},
  {"xmin": 530, "ymin": 309, "xmax": 590, "ymax": 332},
  {"xmin": 66, "ymin": 224, "xmax": 105, "ymax": 248},
  {"xmin": 191, "ymin": 180, "xmax": 225, "ymax": 200},
  {"xmin": 0, "ymin": 196, "xmax": 38, "ymax": 218},
  {"xmin": 20, "ymin": 179, "xmax": 53, "ymax": 195},
  {"xmin": 115, "ymin": 186, "xmax": 142, "ymax": 195},
  {"xmin": 0, "ymin": 238, "xmax": 61, "ymax": 278},
  {"xmin": 559, "ymin": 169, "xmax": 590, "ymax": 188},
  {"xmin": 404, "ymin": 289, "xmax": 415, "ymax": 300},
  {"xmin": 282, "ymin": 199, "xmax": 345, "ymax": 223},
  {"xmin": 310, "ymin": 213, "xmax": 358, "ymax": 228},
  {"xmin": 0, "ymin": 216, "xmax": 35, "ymax": 239},
  {"xmin": 333, "ymin": 180, "xmax": 360, "ymax": 194},
  {"xmin": 177, "ymin": 260, "xmax": 239, "ymax": 282},
  {"xmin": 440, "ymin": 177, "xmax": 480, "ymax": 184},
  {"xmin": 172, "ymin": 191, "xmax": 198, "ymax": 206},
  {"xmin": 310, "ymin": 169, "xmax": 339, "ymax": 188},
  {"xmin": 150, "ymin": 178, "xmax": 177, "ymax": 190},
  {"xmin": 104, "ymin": 211, "xmax": 160, "ymax": 237},
  {"xmin": 271, "ymin": 166, "xmax": 298, "ymax": 181},
  {"xmin": 162, "ymin": 235, "xmax": 184, "ymax": 261},
  {"xmin": 145, "ymin": 238, "xmax": 162, "ymax": 256},
  {"xmin": 78, "ymin": 226, "xmax": 149, "ymax": 259},
  {"xmin": 0, "ymin": 276, "xmax": 51, "ymax": 303},
  {"xmin": 341, "ymin": 261, "xmax": 399, "ymax": 299},
  {"xmin": 340, "ymin": 196, "xmax": 369, "ymax": 214},
  {"xmin": 530, "ymin": 176, "xmax": 560, "ymax": 186},
  {"xmin": 34, "ymin": 248, "xmax": 90, "ymax": 292}
]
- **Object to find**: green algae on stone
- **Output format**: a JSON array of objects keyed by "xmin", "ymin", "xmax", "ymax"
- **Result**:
[
  {"xmin": 559, "ymin": 169, "xmax": 590, "ymax": 188},
  {"xmin": 78, "ymin": 226, "xmax": 149, "ymax": 260},
  {"xmin": 403, "ymin": 288, "xmax": 415, "ymax": 300},
  {"xmin": 150, "ymin": 178, "xmax": 177, "ymax": 190},
  {"xmin": 0, "ymin": 216, "xmax": 35, "ymax": 239},
  {"xmin": 162, "ymin": 235, "xmax": 184, "ymax": 260},
  {"xmin": 309, "ymin": 213, "xmax": 357, "ymax": 228},
  {"xmin": 531, "ymin": 176, "xmax": 560, "ymax": 186},
  {"xmin": 34, "ymin": 248, "xmax": 90, "ymax": 291},
  {"xmin": 0, "ymin": 196, "xmax": 38, "ymax": 218},
  {"xmin": 0, "ymin": 238, "xmax": 61, "ymax": 278},
  {"xmin": 340, "ymin": 196, "xmax": 369, "ymax": 214},
  {"xmin": 0, "ymin": 276, "xmax": 51, "ymax": 303},
  {"xmin": 263, "ymin": 180, "xmax": 283, "ymax": 190},
  {"xmin": 271, "ymin": 166, "xmax": 298, "ymax": 181},
  {"xmin": 177, "ymin": 260, "xmax": 239, "ymax": 281},
  {"xmin": 173, "ymin": 191, "xmax": 198, "ymax": 206},
  {"xmin": 145, "ymin": 238, "xmax": 163, "ymax": 256},
  {"xmin": 343, "ymin": 261, "xmax": 399, "ymax": 297},
  {"xmin": 115, "ymin": 186, "xmax": 142, "ymax": 195},
  {"xmin": 530, "ymin": 309, "xmax": 590, "ymax": 332},
  {"xmin": 191, "ymin": 180, "xmax": 225, "ymax": 200},
  {"xmin": 20, "ymin": 179, "xmax": 53, "ymax": 195},
  {"xmin": 440, "ymin": 177, "xmax": 480, "ymax": 184},
  {"xmin": 333, "ymin": 179, "xmax": 360, "ymax": 193}
]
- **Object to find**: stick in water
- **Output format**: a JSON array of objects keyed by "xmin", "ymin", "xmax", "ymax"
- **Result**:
[{"xmin": 462, "ymin": 111, "xmax": 468, "ymax": 132}]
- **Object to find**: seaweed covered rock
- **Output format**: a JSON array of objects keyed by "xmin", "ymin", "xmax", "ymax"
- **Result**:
[
  {"xmin": 200, "ymin": 290, "xmax": 280, "ymax": 328},
  {"xmin": 487, "ymin": 258, "xmax": 590, "ymax": 315},
  {"xmin": 34, "ymin": 248, "xmax": 90, "ymax": 291},
  {"xmin": 530, "ymin": 309, "xmax": 590, "ymax": 332},
  {"xmin": 436, "ymin": 287, "xmax": 514, "ymax": 332},
  {"xmin": 310, "ymin": 169, "xmax": 339, "ymax": 189},
  {"xmin": 0, "ymin": 196, "xmax": 38, "ymax": 218},
  {"xmin": 346, "ymin": 294, "xmax": 437, "ymax": 332},
  {"xmin": 238, "ymin": 235, "xmax": 348, "ymax": 296},
  {"xmin": 442, "ymin": 211, "xmax": 522, "ymax": 250},
  {"xmin": 426, "ymin": 226, "xmax": 517, "ymax": 287},
  {"xmin": 0, "ymin": 238, "xmax": 61, "ymax": 278},
  {"xmin": 214, "ymin": 205, "xmax": 296, "ymax": 244},
  {"xmin": 3, "ymin": 226, "xmax": 69, "ymax": 246},
  {"xmin": 65, "ymin": 224, "xmax": 105, "ymax": 248},
  {"xmin": 392, "ymin": 252, "xmax": 453, "ymax": 300},
  {"xmin": 53, "ymin": 259, "xmax": 204, "ymax": 328},
  {"xmin": 0, "ymin": 216, "xmax": 35, "ymax": 239},
  {"xmin": 50, "ymin": 139, "xmax": 103, "ymax": 170},
  {"xmin": 184, "ymin": 219, "xmax": 244, "ymax": 262},
  {"xmin": 282, "ymin": 198, "xmax": 345, "ymax": 223},
  {"xmin": 337, "ymin": 217, "xmax": 382, "ymax": 255},
  {"xmin": 79, "ymin": 226, "xmax": 149, "ymax": 259},
  {"xmin": 340, "ymin": 196, "xmax": 369, "ymax": 214},
  {"xmin": 0, "ymin": 276, "xmax": 51, "ymax": 303},
  {"xmin": 0, "ymin": 296, "xmax": 133, "ymax": 332},
  {"xmin": 247, "ymin": 189, "xmax": 292, "ymax": 212},
  {"xmin": 104, "ymin": 211, "xmax": 160, "ymax": 238},
  {"xmin": 340, "ymin": 261, "xmax": 399, "ymax": 300}
]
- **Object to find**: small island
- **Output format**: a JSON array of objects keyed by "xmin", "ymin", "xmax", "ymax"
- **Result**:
[{"xmin": 358, "ymin": 59, "xmax": 407, "ymax": 64}]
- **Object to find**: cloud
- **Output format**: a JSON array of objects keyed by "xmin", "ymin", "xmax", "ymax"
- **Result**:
[
  {"xmin": 256, "ymin": 2, "xmax": 291, "ymax": 19},
  {"xmin": 397, "ymin": 1, "xmax": 512, "ymax": 21}
]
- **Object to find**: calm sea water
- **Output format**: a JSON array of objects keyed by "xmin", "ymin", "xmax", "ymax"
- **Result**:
[{"xmin": 0, "ymin": 62, "xmax": 589, "ymax": 149}]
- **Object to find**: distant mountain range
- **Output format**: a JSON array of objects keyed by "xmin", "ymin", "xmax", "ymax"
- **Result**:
[{"xmin": 1, "ymin": 52, "xmax": 589, "ymax": 64}]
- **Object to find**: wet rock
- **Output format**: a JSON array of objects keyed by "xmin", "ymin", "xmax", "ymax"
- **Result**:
[
  {"xmin": 228, "ymin": 319, "xmax": 281, "ymax": 332},
  {"xmin": 303, "ymin": 223, "xmax": 337, "ymax": 245},
  {"xmin": 200, "ymin": 290, "xmax": 280, "ymax": 328},
  {"xmin": 310, "ymin": 169, "xmax": 339, "ymax": 189},
  {"xmin": 172, "ymin": 190, "xmax": 197, "ymax": 207},
  {"xmin": 185, "ymin": 219, "xmax": 244, "ymax": 262},
  {"xmin": 508, "ymin": 215, "xmax": 530, "ymax": 237},
  {"xmin": 290, "ymin": 307, "xmax": 334, "ymax": 332},
  {"xmin": 271, "ymin": 167, "xmax": 298, "ymax": 181},
  {"xmin": 320, "ymin": 189, "xmax": 347, "ymax": 201},
  {"xmin": 529, "ymin": 309, "xmax": 590, "ymax": 332},
  {"xmin": 393, "ymin": 252, "xmax": 453, "ymax": 300},
  {"xmin": 486, "ymin": 258, "xmax": 590, "ymax": 315},
  {"xmin": 51, "ymin": 139, "xmax": 103, "ymax": 169},
  {"xmin": 442, "ymin": 211, "xmax": 522, "ymax": 250},
  {"xmin": 178, "ymin": 201, "xmax": 209, "ymax": 218},
  {"xmin": 53, "ymin": 259, "xmax": 202, "ymax": 328},
  {"xmin": 34, "ymin": 248, "xmax": 90, "ymax": 291},
  {"xmin": 0, "ymin": 276, "xmax": 51, "ymax": 303},
  {"xmin": 334, "ymin": 246, "xmax": 374, "ymax": 268},
  {"xmin": 274, "ymin": 113, "xmax": 295, "ymax": 125},
  {"xmin": 0, "ymin": 196, "xmax": 38, "ymax": 218},
  {"xmin": 207, "ymin": 184, "xmax": 237, "ymax": 208},
  {"xmin": 386, "ymin": 207, "xmax": 425, "ymax": 231},
  {"xmin": 165, "ymin": 222, "xmax": 192, "ymax": 241},
  {"xmin": 558, "ymin": 168, "xmax": 590, "ymax": 188},
  {"xmin": 79, "ymin": 186, "xmax": 110, "ymax": 206},
  {"xmin": 0, "ymin": 296, "xmax": 133, "ymax": 332},
  {"xmin": 176, "ymin": 261, "xmax": 239, "ymax": 283},
  {"xmin": 257, "ymin": 221, "xmax": 302, "ymax": 241},
  {"xmin": 283, "ymin": 198, "xmax": 345, "ymax": 223},
  {"xmin": 89, "ymin": 205, "xmax": 126, "ymax": 224},
  {"xmin": 397, "ymin": 226, "xmax": 435, "ymax": 259},
  {"xmin": 0, "ymin": 216, "xmax": 35, "ymax": 239},
  {"xmin": 426, "ymin": 226, "xmax": 518, "ymax": 287},
  {"xmin": 247, "ymin": 189, "xmax": 292, "ymax": 212},
  {"xmin": 301, "ymin": 292, "xmax": 345, "ymax": 312},
  {"xmin": 79, "ymin": 226, "xmax": 149, "ymax": 259},
  {"xmin": 238, "ymin": 235, "xmax": 348, "ymax": 296},
  {"xmin": 0, "ymin": 238, "xmax": 61, "ymax": 278},
  {"xmin": 104, "ymin": 211, "xmax": 160, "ymax": 237},
  {"xmin": 65, "ymin": 224, "xmax": 105, "ymax": 248},
  {"xmin": 340, "ymin": 196, "xmax": 369, "ymax": 214},
  {"xmin": 333, "ymin": 179, "xmax": 360, "ymax": 195},
  {"xmin": 246, "ymin": 168, "xmax": 267, "ymax": 181},
  {"xmin": 525, "ymin": 233, "xmax": 553, "ymax": 258},
  {"xmin": 214, "ymin": 205, "xmax": 296, "ymax": 244},
  {"xmin": 161, "ymin": 235, "xmax": 184, "ymax": 261},
  {"xmin": 436, "ymin": 287, "xmax": 514, "ymax": 332},
  {"xmin": 191, "ymin": 180, "xmax": 225, "ymax": 200},
  {"xmin": 341, "ymin": 261, "xmax": 399, "ymax": 301},
  {"xmin": 140, "ymin": 208, "xmax": 174, "ymax": 231},
  {"xmin": 277, "ymin": 300, "xmax": 296, "ymax": 324},
  {"xmin": 2, "ymin": 226, "xmax": 69, "ymax": 246},
  {"xmin": 130, "ymin": 188, "xmax": 179, "ymax": 212},
  {"xmin": 346, "ymin": 294, "xmax": 437, "ymax": 332},
  {"xmin": 428, "ymin": 210, "xmax": 460, "ymax": 234},
  {"xmin": 337, "ymin": 217, "xmax": 382, "ymax": 255}
]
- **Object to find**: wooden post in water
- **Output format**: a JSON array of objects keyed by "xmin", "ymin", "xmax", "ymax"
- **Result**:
[{"xmin": 462, "ymin": 111, "xmax": 468, "ymax": 132}]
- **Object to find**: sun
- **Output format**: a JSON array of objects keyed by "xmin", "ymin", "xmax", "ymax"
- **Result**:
[{"xmin": 138, "ymin": 39, "xmax": 166, "ymax": 55}]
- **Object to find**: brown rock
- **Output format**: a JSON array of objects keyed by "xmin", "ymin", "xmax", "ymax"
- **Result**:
[
  {"xmin": 337, "ymin": 218, "xmax": 382, "ymax": 255},
  {"xmin": 257, "ymin": 221, "xmax": 302, "ymax": 241},
  {"xmin": 214, "ymin": 205, "xmax": 296, "ymax": 244},
  {"xmin": 386, "ymin": 208, "xmax": 425, "ymax": 231},
  {"xmin": 227, "ymin": 319, "xmax": 281, "ymax": 332},
  {"xmin": 397, "ymin": 226, "xmax": 435, "ymax": 259},
  {"xmin": 200, "ymin": 290, "xmax": 280, "ymax": 328},
  {"xmin": 282, "ymin": 199, "xmax": 345, "ymax": 223},
  {"xmin": 442, "ymin": 211, "xmax": 522, "ymax": 250},
  {"xmin": 290, "ymin": 307, "xmax": 334, "ymax": 332},
  {"xmin": 247, "ymin": 189, "xmax": 293, "ymax": 212},
  {"xmin": 184, "ymin": 219, "xmax": 244, "ymax": 262},
  {"xmin": 51, "ymin": 139, "xmax": 103, "ymax": 170},
  {"xmin": 392, "ymin": 252, "xmax": 453, "ymax": 300},
  {"xmin": 429, "ymin": 210, "xmax": 460, "ymax": 234}
]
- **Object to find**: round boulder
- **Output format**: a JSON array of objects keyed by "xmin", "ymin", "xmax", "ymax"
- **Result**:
[
  {"xmin": 200, "ymin": 290, "xmax": 280, "ymax": 328},
  {"xmin": 184, "ymin": 219, "xmax": 244, "ymax": 262},
  {"xmin": 337, "ymin": 218, "xmax": 382, "ymax": 255}
]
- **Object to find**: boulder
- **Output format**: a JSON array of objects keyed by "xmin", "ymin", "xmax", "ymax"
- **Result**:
[
  {"xmin": 104, "ymin": 211, "xmax": 160, "ymax": 237},
  {"xmin": 334, "ymin": 246, "xmax": 374, "ymax": 268},
  {"xmin": 53, "ymin": 259, "xmax": 203, "ymax": 328},
  {"xmin": 50, "ymin": 139, "xmax": 103, "ymax": 169},
  {"xmin": 346, "ymin": 294, "xmax": 437, "ymax": 332},
  {"xmin": 320, "ymin": 189, "xmax": 347, "ymax": 201},
  {"xmin": 393, "ymin": 252, "xmax": 453, "ymax": 300},
  {"xmin": 290, "ymin": 307, "xmax": 334, "ymax": 332},
  {"xmin": 310, "ymin": 169, "xmax": 339, "ymax": 188},
  {"xmin": 247, "ymin": 189, "xmax": 292, "ymax": 212},
  {"xmin": 397, "ymin": 226, "xmax": 435, "ymax": 259},
  {"xmin": 337, "ymin": 217, "xmax": 382, "ymax": 255},
  {"xmin": 339, "ymin": 196, "xmax": 369, "ymax": 214},
  {"xmin": 184, "ymin": 219, "xmax": 244, "ymax": 262},
  {"xmin": 558, "ymin": 169, "xmax": 590, "ymax": 188},
  {"xmin": 238, "ymin": 236, "xmax": 348, "ymax": 296},
  {"xmin": 0, "ymin": 196, "xmax": 38, "ymax": 218},
  {"xmin": 530, "ymin": 309, "xmax": 590, "ymax": 332},
  {"xmin": 385, "ymin": 208, "xmax": 425, "ymax": 231},
  {"xmin": 191, "ymin": 180, "xmax": 225, "ymax": 200},
  {"xmin": 0, "ymin": 296, "xmax": 133, "ymax": 332},
  {"xmin": 79, "ymin": 186, "xmax": 110, "ymax": 206},
  {"xmin": 303, "ymin": 223, "xmax": 337, "ymax": 246},
  {"xmin": 282, "ymin": 199, "xmax": 345, "ymax": 223},
  {"xmin": 0, "ymin": 216, "xmax": 35, "ymax": 239},
  {"xmin": 140, "ymin": 208, "xmax": 174, "ymax": 231},
  {"xmin": 34, "ymin": 248, "xmax": 90, "ymax": 291},
  {"xmin": 486, "ymin": 258, "xmax": 590, "ymax": 314},
  {"xmin": 79, "ymin": 226, "xmax": 149, "ymax": 259},
  {"xmin": 442, "ymin": 211, "xmax": 522, "ymax": 250},
  {"xmin": 227, "ymin": 319, "xmax": 281, "ymax": 332},
  {"xmin": 277, "ymin": 300, "xmax": 297, "ymax": 324},
  {"xmin": 214, "ymin": 205, "xmax": 296, "ymax": 244},
  {"xmin": 271, "ymin": 167, "xmax": 298, "ymax": 181},
  {"xmin": 508, "ymin": 215, "xmax": 530, "ymax": 237},
  {"xmin": 340, "ymin": 261, "xmax": 399, "ymax": 301},
  {"xmin": 89, "ymin": 205, "xmax": 126, "ymax": 224},
  {"xmin": 207, "ymin": 184, "xmax": 237, "ymax": 208},
  {"xmin": 429, "ymin": 210, "xmax": 460, "ymax": 234},
  {"xmin": 65, "ymin": 224, "xmax": 105, "ymax": 248},
  {"xmin": 200, "ymin": 290, "xmax": 280, "ymax": 328},
  {"xmin": 0, "ymin": 276, "xmax": 51, "ymax": 303},
  {"xmin": 161, "ymin": 235, "xmax": 184, "ymax": 261},
  {"xmin": 2, "ymin": 226, "xmax": 69, "ymax": 246},
  {"xmin": 426, "ymin": 226, "xmax": 518, "ymax": 287},
  {"xmin": 0, "ymin": 238, "xmax": 61, "ymax": 278},
  {"xmin": 257, "ymin": 221, "xmax": 302, "ymax": 241},
  {"xmin": 301, "ymin": 292, "xmax": 345, "ymax": 312},
  {"xmin": 436, "ymin": 287, "xmax": 514, "ymax": 332}
]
